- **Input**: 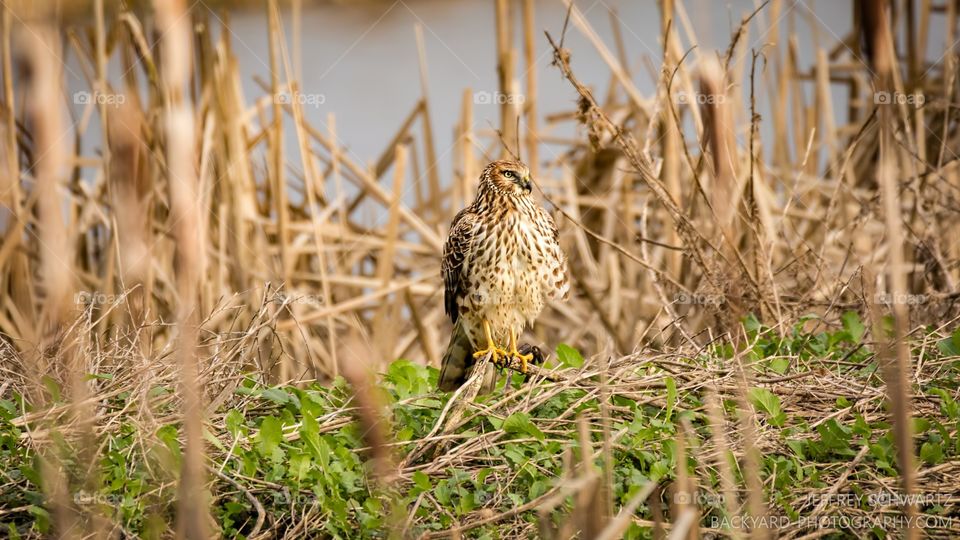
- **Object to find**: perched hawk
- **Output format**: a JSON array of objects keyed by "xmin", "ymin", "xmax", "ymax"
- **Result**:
[{"xmin": 438, "ymin": 160, "xmax": 569, "ymax": 391}]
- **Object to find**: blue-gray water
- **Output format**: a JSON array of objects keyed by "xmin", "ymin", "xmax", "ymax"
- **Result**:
[
  {"xmin": 63, "ymin": 1, "xmax": 950, "ymax": 198},
  {"xmin": 227, "ymin": 0, "xmax": 854, "ymax": 171}
]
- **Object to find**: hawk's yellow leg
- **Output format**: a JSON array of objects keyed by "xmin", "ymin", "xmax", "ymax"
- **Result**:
[
  {"xmin": 473, "ymin": 319, "xmax": 508, "ymax": 366},
  {"xmin": 508, "ymin": 328, "xmax": 534, "ymax": 373}
]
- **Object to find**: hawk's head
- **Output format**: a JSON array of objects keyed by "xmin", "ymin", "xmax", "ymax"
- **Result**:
[{"xmin": 481, "ymin": 160, "xmax": 532, "ymax": 196}]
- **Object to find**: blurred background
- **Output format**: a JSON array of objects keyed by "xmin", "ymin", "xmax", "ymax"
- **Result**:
[{"xmin": 3, "ymin": 0, "xmax": 959, "ymax": 381}]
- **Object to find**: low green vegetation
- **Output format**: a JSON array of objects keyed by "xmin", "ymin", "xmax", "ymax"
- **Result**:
[{"xmin": 1, "ymin": 314, "xmax": 958, "ymax": 538}]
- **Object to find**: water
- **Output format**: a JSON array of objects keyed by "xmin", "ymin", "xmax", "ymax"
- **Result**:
[
  {"xmin": 224, "ymin": 0, "xmax": 858, "ymax": 180},
  {"xmin": 62, "ymin": 0, "xmax": 948, "ymax": 201}
]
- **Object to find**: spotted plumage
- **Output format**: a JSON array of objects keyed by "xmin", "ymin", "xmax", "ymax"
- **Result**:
[{"xmin": 438, "ymin": 160, "xmax": 569, "ymax": 391}]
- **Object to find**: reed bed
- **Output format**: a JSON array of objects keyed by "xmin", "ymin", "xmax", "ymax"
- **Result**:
[{"xmin": 0, "ymin": 0, "xmax": 959, "ymax": 538}]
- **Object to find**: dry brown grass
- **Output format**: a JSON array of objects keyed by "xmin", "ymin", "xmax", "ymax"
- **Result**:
[{"xmin": 1, "ymin": 0, "xmax": 959, "ymax": 538}]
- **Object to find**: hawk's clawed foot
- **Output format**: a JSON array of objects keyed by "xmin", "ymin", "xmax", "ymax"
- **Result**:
[
  {"xmin": 508, "ymin": 329, "xmax": 534, "ymax": 373},
  {"xmin": 473, "ymin": 319, "xmax": 509, "ymax": 366}
]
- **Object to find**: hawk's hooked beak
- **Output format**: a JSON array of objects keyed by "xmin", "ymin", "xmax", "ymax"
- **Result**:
[{"xmin": 520, "ymin": 174, "xmax": 532, "ymax": 192}]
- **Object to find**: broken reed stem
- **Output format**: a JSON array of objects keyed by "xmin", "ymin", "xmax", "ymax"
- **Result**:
[
  {"xmin": 724, "ymin": 344, "xmax": 769, "ymax": 540},
  {"xmin": 521, "ymin": 0, "xmax": 539, "ymax": 177},
  {"xmin": 0, "ymin": 5, "xmax": 20, "ymax": 219},
  {"xmin": 460, "ymin": 88, "xmax": 477, "ymax": 208},
  {"xmin": 658, "ymin": 0, "xmax": 684, "ymax": 280},
  {"xmin": 675, "ymin": 419, "xmax": 700, "ymax": 540},
  {"xmin": 573, "ymin": 414, "xmax": 603, "ymax": 538},
  {"xmin": 699, "ymin": 57, "xmax": 745, "ymax": 333},
  {"xmin": 495, "ymin": 0, "xmax": 518, "ymax": 155},
  {"xmin": 265, "ymin": 0, "xmax": 294, "ymax": 378},
  {"xmin": 270, "ymin": 0, "xmax": 339, "ymax": 378},
  {"xmin": 25, "ymin": 26, "xmax": 71, "ymax": 340},
  {"xmin": 373, "ymin": 145, "xmax": 408, "ymax": 360},
  {"xmin": 414, "ymin": 23, "xmax": 441, "ymax": 225},
  {"xmin": 866, "ymin": 3, "xmax": 919, "ymax": 538},
  {"xmin": 704, "ymin": 391, "xmax": 742, "ymax": 539},
  {"xmin": 154, "ymin": 0, "xmax": 210, "ymax": 536},
  {"xmin": 21, "ymin": 21, "xmax": 83, "ymax": 540}
]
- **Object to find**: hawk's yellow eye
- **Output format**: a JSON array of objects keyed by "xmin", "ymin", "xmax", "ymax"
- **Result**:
[{"xmin": 503, "ymin": 170, "xmax": 516, "ymax": 180}]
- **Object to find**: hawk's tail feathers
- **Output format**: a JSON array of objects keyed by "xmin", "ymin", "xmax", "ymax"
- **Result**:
[
  {"xmin": 439, "ymin": 321, "xmax": 500, "ymax": 393},
  {"xmin": 438, "ymin": 321, "xmax": 473, "ymax": 391}
]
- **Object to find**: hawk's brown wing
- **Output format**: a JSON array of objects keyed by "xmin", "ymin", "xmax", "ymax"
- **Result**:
[
  {"xmin": 442, "ymin": 208, "xmax": 479, "ymax": 323},
  {"xmin": 538, "ymin": 207, "xmax": 570, "ymax": 301}
]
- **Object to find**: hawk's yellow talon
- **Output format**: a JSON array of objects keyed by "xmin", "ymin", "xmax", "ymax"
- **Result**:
[
  {"xmin": 508, "ymin": 329, "xmax": 532, "ymax": 373},
  {"xmin": 514, "ymin": 351, "xmax": 533, "ymax": 373},
  {"xmin": 473, "ymin": 319, "xmax": 508, "ymax": 365},
  {"xmin": 473, "ymin": 346, "xmax": 509, "ymax": 363}
]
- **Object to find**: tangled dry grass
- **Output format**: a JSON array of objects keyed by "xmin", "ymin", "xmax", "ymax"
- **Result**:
[{"xmin": 1, "ymin": 0, "xmax": 960, "ymax": 538}]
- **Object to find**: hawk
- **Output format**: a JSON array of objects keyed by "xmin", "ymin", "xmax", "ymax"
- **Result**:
[{"xmin": 438, "ymin": 160, "xmax": 569, "ymax": 391}]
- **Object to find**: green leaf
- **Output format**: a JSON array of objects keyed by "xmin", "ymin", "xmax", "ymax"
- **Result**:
[
  {"xmin": 665, "ymin": 377, "xmax": 677, "ymax": 422},
  {"xmin": 257, "ymin": 416, "xmax": 283, "ymax": 457},
  {"xmin": 818, "ymin": 419, "xmax": 852, "ymax": 452},
  {"xmin": 749, "ymin": 387, "xmax": 785, "ymax": 427},
  {"xmin": 41, "ymin": 376, "xmax": 61, "ymax": 403},
  {"xmin": 786, "ymin": 439, "xmax": 806, "ymax": 459},
  {"xmin": 156, "ymin": 424, "xmax": 181, "ymax": 462},
  {"xmin": 413, "ymin": 471, "xmax": 432, "ymax": 492},
  {"xmin": 502, "ymin": 412, "xmax": 544, "ymax": 441},
  {"xmin": 435, "ymin": 480, "xmax": 451, "ymax": 505},
  {"xmin": 841, "ymin": 311, "xmax": 865, "ymax": 343},
  {"xmin": 28, "ymin": 505, "xmax": 50, "ymax": 532},
  {"xmin": 261, "ymin": 387, "xmax": 291, "ymax": 406},
  {"xmin": 920, "ymin": 441, "xmax": 943, "ymax": 465},
  {"xmin": 768, "ymin": 357, "xmax": 790, "ymax": 375},
  {"xmin": 929, "ymin": 388, "xmax": 959, "ymax": 420},
  {"xmin": 555, "ymin": 344, "xmax": 584, "ymax": 368},
  {"xmin": 476, "ymin": 468, "xmax": 492, "ymax": 484},
  {"xmin": 204, "ymin": 427, "xmax": 226, "ymax": 451},
  {"xmin": 743, "ymin": 313, "xmax": 762, "ymax": 337},
  {"xmin": 937, "ymin": 327, "xmax": 960, "ymax": 357},
  {"xmin": 396, "ymin": 426, "xmax": 414, "ymax": 441},
  {"xmin": 288, "ymin": 451, "xmax": 312, "ymax": 481},
  {"xmin": 225, "ymin": 409, "xmax": 245, "ymax": 436},
  {"xmin": 385, "ymin": 359, "xmax": 431, "ymax": 399}
]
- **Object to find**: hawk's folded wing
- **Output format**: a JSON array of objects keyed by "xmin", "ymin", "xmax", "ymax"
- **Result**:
[
  {"xmin": 442, "ymin": 208, "xmax": 479, "ymax": 323},
  {"xmin": 540, "ymin": 207, "xmax": 570, "ymax": 301}
]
